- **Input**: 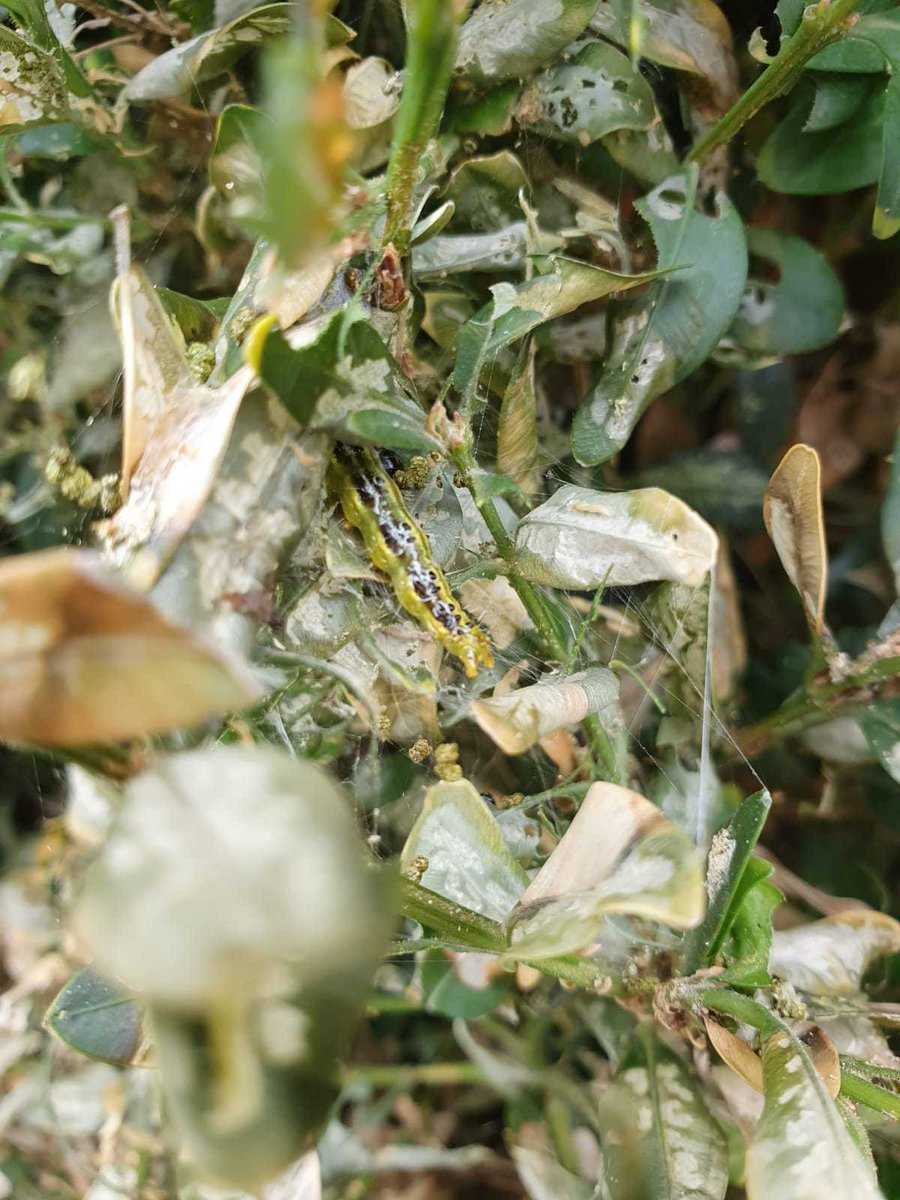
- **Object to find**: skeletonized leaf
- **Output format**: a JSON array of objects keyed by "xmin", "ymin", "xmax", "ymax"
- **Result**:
[
  {"xmin": 343, "ymin": 57, "xmax": 401, "ymax": 130},
  {"xmin": 747, "ymin": 1030, "xmax": 884, "ymax": 1200},
  {"xmin": 0, "ymin": 548, "xmax": 261, "ymax": 747},
  {"xmin": 769, "ymin": 910, "xmax": 900, "ymax": 996},
  {"xmin": 45, "ymin": 966, "xmax": 147, "ymax": 1067},
  {"xmin": 470, "ymin": 667, "xmax": 623, "ymax": 756},
  {"xmin": 513, "ymin": 1146, "xmax": 594, "ymax": 1200},
  {"xmin": 514, "ymin": 484, "xmax": 718, "ymax": 590},
  {"xmin": 590, "ymin": 0, "xmax": 737, "ymax": 109},
  {"xmin": 763, "ymin": 444, "xmax": 827, "ymax": 636},
  {"xmin": 401, "ymin": 779, "xmax": 528, "ymax": 922},
  {"xmin": 455, "ymin": 0, "xmax": 598, "ymax": 83},
  {"xmin": 101, "ymin": 368, "xmax": 254, "ymax": 583},
  {"xmin": 112, "ymin": 216, "xmax": 193, "ymax": 492},
  {"xmin": 861, "ymin": 698, "xmax": 900, "ymax": 784},
  {"xmin": 519, "ymin": 40, "xmax": 656, "ymax": 146},
  {"xmin": 124, "ymin": 2, "xmax": 293, "ymax": 101},
  {"xmin": 572, "ymin": 174, "xmax": 747, "ymax": 465},
  {"xmin": 77, "ymin": 745, "xmax": 392, "ymax": 1009},
  {"xmin": 507, "ymin": 782, "xmax": 704, "ymax": 960},
  {"xmin": 0, "ymin": 25, "xmax": 69, "ymax": 130},
  {"xmin": 599, "ymin": 1036, "xmax": 729, "ymax": 1200}
]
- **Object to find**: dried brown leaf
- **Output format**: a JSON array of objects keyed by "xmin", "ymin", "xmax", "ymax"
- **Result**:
[
  {"xmin": 763, "ymin": 443, "xmax": 827, "ymax": 636},
  {"xmin": 0, "ymin": 548, "xmax": 261, "ymax": 746}
]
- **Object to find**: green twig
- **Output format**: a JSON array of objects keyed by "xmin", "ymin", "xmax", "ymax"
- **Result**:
[
  {"xmin": 451, "ymin": 448, "xmax": 568, "ymax": 664},
  {"xmin": 733, "ymin": 655, "xmax": 900, "ymax": 758},
  {"xmin": 688, "ymin": 0, "xmax": 864, "ymax": 165},
  {"xmin": 344, "ymin": 1061, "xmax": 484, "ymax": 1087},
  {"xmin": 839, "ymin": 1064, "xmax": 900, "ymax": 1120},
  {"xmin": 383, "ymin": 0, "xmax": 458, "ymax": 253},
  {"xmin": 400, "ymin": 877, "xmax": 507, "ymax": 953}
]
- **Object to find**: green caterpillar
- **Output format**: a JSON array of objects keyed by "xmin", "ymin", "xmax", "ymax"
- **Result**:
[{"xmin": 328, "ymin": 444, "xmax": 494, "ymax": 679}]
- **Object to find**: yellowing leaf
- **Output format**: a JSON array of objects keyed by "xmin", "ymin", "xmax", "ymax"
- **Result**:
[
  {"xmin": 0, "ymin": 548, "xmax": 261, "ymax": 747},
  {"xmin": 763, "ymin": 444, "xmax": 828, "ymax": 636},
  {"xmin": 507, "ymin": 781, "xmax": 704, "ymax": 960},
  {"xmin": 514, "ymin": 484, "xmax": 718, "ymax": 590}
]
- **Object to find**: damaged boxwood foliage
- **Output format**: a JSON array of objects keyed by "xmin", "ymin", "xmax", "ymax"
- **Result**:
[{"xmin": 1, "ymin": 1, "xmax": 900, "ymax": 1198}]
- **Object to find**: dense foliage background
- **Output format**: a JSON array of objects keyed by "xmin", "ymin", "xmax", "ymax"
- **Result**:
[{"xmin": 1, "ymin": 1, "xmax": 900, "ymax": 1197}]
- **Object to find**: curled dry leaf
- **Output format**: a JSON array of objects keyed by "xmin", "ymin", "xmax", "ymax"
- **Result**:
[
  {"xmin": 507, "ymin": 781, "xmax": 705, "ymax": 960},
  {"xmin": 0, "ymin": 548, "xmax": 261, "ymax": 747},
  {"xmin": 769, "ymin": 910, "xmax": 900, "ymax": 997},
  {"xmin": 514, "ymin": 484, "xmax": 718, "ymax": 590},
  {"xmin": 801, "ymin": 1026, "xmax": 841, "ymax": 1100},
  {"xmin": 104, "ymin": 218, "xmax": 255, "ymax": 584},
  {"xmin": 763, "ymin": 443, "xmax": 828, "ymax": 636},
  {"xmin": 457, "ymin": 577, "xmax": 533, "ymax": 650},
  {"xmin": 470, "ymin": 667, "xmax": 622, "ymax": 755},
  {"xmin": 705, "ymin": 1016, "xmax": 763, "ymax": 1092}
]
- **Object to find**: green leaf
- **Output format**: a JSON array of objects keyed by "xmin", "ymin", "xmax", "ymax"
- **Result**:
[
  {"xmin": 599, "ymin": 1031, "xmax": 729, "ymax": 1200},
  {"xmin": 804, "ymin": 72, "xmax": 873, "ymax": 131},
  {"xmin": 808, "ymin": 6, "xmax": 900, "ymax": 74},
  {"xmin": 520, "ymin": 40, "xmax": 656, "ymax": 145},
  {"xmin": 249, "ymin": 309, "xmax": 439, "ymax": 451},
  {"xmin": 400, "ymin": 779, "xmax": 529, "ymax": 922},
  {"xmin": 883, "ymin": 429, "xmax": 900, "ymax": 592},
  {"xmin": 747, "ymin": 1029, "xmax": 885, "ymax": 1200},
  {"xmin": 680, "ymin": 789, "xmax": 772, "ymax": 975},
  {"xmin": 572, "ymin": 172, "xmax": 747, "ymax": 465},
  {"xmin": 507, "ymin": 781, "xmax": 704, "ymax": 961},
  {"xmin": 758, "ymin": 81, "xmax": 885, "ymax": 195},
  {"xmin": 730, "ymin": 228, "xmax": 845, "ymax": 356},
  {"xmin": 455, "ymin": 0, "xmax": 598, "ymax": 83},
  {"xmin": 44, "ymin": 967, "xmax": 146, "ymax": 1067},
  {"xmin": 720, "ymin": 858, "xmax": 783, "ymax": 987},
  {"xmin": 860, "ymin": 699, "xmax": 900, "ymax": 783},
  {"xmin": 875, "ymin": 72, "xmax": 900, "ymax": 238},
  {"xmin": 420, "ymin": 949, "xmax": 506, "ymax": 1018},
  {"xmin": 258, "ymin": 32, "xmax": 350, "ymax": 269}
]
